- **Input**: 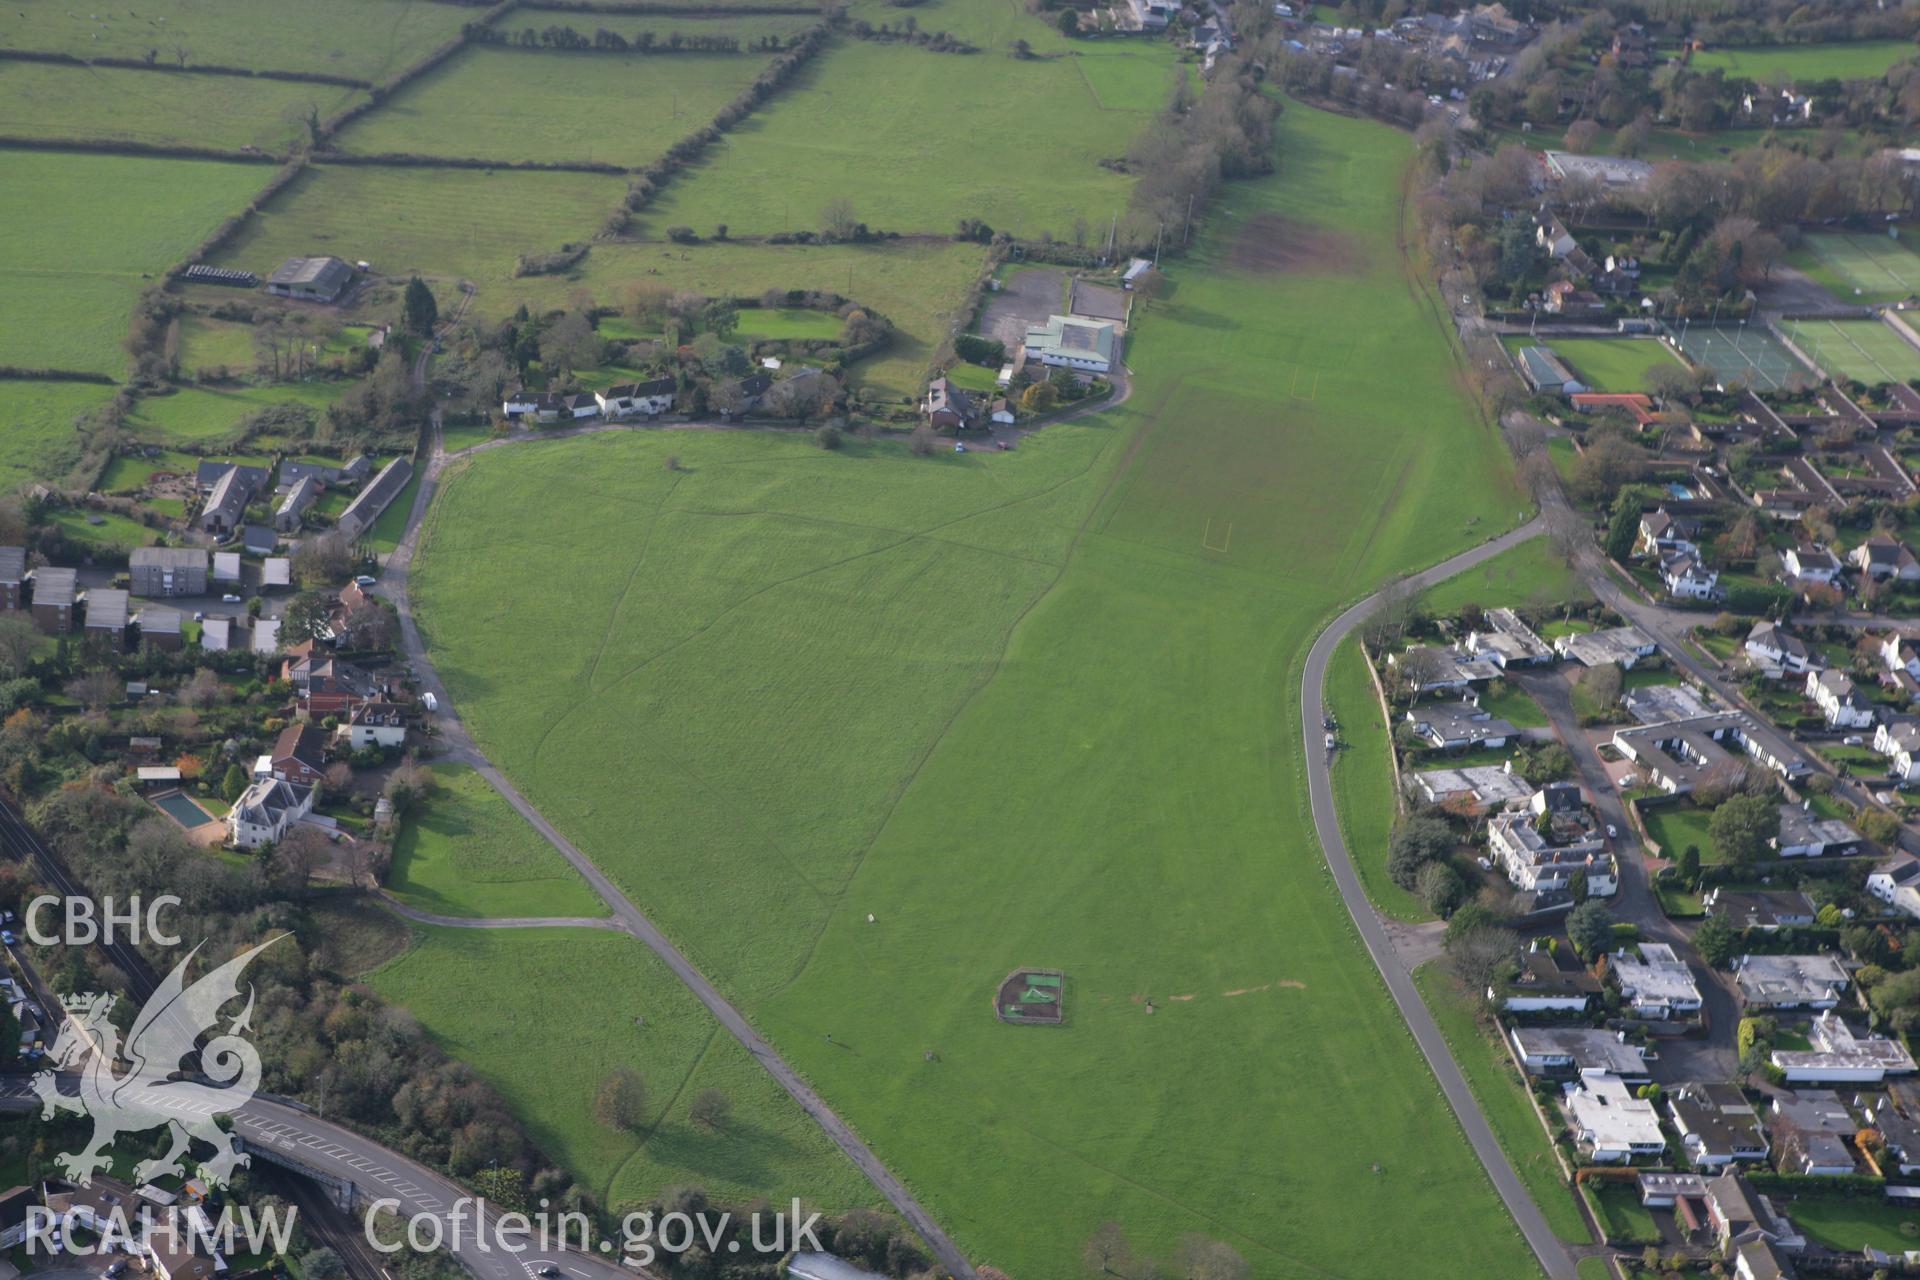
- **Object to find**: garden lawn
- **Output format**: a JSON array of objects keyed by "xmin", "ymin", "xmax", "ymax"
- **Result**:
[
  {"xmin": 413, "ymin": 103, "xmax": 1536, "ymax": 1279},
  {"xmin": 1547, "ymin": 337, "xmax": 1683, "ymax": 393},
  {"xmin": 127, "ymin": 383, "xmax": 346, "ymax": 444},
  {"xmin": 735, "ymin": 308, "xmax": 844, "ymax": 341},
  {"xmin": 0, "ymin": 0, "xmax": 475, "ymax": 78},
  {"xmin": 635, "ymin": 41, "xmax": 1152, "ymax": 240},
  {"xmin": 50, "ymin": 507, "xmax": 158, "ymax": 551},
  {"xmin": 100, "ymin": 448, "xmax": 271, "ymax": 494},
  {"xmin": 1481, "ymin": 680, "xmax": 1548, "ymax": 729},
  {"xmin": 333, "ymin": 47, "xmax": 774, "ymax": 166},
  {"xmin": 1690, "ymin": 41, "xmax": 1916, "ymax": 82},
  {"xmin": 0, "ymin": 61, "xmax": 363, "ymax": 150},
  {"xmin": 386, "ymin": 764, "xmax": 605, "ymax": 919},
  {"xmin": 1327, "ymin": 638, "xmax": 1428, "ymax": 922},
  {"xmin": 1415, "ymin": 965, "xmax": 1587, "ymax": 1244},
  {"xmin": 367, "ymin": 925, "xmax": 877, "ymax": 1212},
  {"xmin": 1420, "ymin": 534, "xmax": 1588, "ymax": 614},
  {"xmin": 1582, "ymin": 1183, "xmax": 1659, "ymax": 1245},
  {"xmin": 1639, "ymin": 803, "xmax": 1720, "ymax": 862},
  {"xmin": 0, "ymin": 151, "xmax": 269, "ymax": 376},
  {"xmin": 1785, "ymin": 1196, "xmax": 1920, "ymax": 1254},
  {"xmin": 0, "ymin": 379, "xmax": 111, "ymax": 490}
]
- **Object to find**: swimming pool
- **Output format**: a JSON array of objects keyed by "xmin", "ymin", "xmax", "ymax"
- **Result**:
[{"xmin": 153, "ymin": 791, "xmax": 215, "ymax": 828}]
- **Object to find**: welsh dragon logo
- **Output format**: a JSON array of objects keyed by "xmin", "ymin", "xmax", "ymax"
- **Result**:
[{"xmin": 31, "ymin": 938, "xmax": 283, "ymax": 1186}]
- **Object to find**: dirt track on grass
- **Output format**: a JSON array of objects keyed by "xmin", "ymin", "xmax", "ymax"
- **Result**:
[{"xmin": 1227, "ymin": 212, "xmax": 1367, "ymax": 274}]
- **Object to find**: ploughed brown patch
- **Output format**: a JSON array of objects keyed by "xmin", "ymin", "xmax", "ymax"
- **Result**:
[{"xmin": 1227, "ymin": 212, "xmax": 1367, "ymax": 274}]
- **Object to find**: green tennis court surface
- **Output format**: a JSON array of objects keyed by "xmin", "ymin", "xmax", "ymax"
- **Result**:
[
  {"xmin": 1668, "ymin": 322, "xmax": 1809, "ymax": 390},
  {"xmin": 1782, "ymin": 316, "xmax": 1920, "ymax": 386},
  {"xmin": 1807, "ymin": 232, "xmax": 1920, "ymax": 302}
]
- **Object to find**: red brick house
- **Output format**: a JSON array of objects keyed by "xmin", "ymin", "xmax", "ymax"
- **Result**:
[{"xmin": 269, "ymin": 724, "xmax": 329, "ymax": 785}]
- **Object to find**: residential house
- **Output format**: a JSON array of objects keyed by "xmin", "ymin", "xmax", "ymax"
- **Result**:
[
  {"xmin": 1702, "ymin": 888, "xmax": 1815, "ymax": 931},
  {"xmin": 1535, "ymin": 212, "xmax": 1578, "ymax": 258},
  {"xmin": 1774, "ymin": 804, "xmax": 1862, "ymax": 858},
  {"xmin": 337, "ymin": 457, "xmax": 413, "ymax": 540},
  {"xmin": 1543, "ymin": 281, "xmax": 1605, "ymax": 317},
  {"xmin": 1851, "ymin": 535, "xmax": 1920, "ymax": 582},
  {"xmin": 1860, "ymin": 1081, "xmax": 1920, "ymax": 1175},
  {"xmin": 1744, "ymin": 621, "xmax": 1817, "ymax": 678},
  {"xmin": 1876, "ymin": 719, "xmax": 1920, "ymax": 782},
  {"xmin": 1668, "ymin": 1083, "xmax": 1769, "ymax": 1169},
  {"xmin": 1661, "ymin": 551, "xmax": 1719, "ymax": 601},
  {"xmin": 1806, "ymin": 669, "xmax": 1874, "ymax": 730},
  {"xmin": 134, "ymin": 607, "xmax": 182, "ymax": 653},
  {"xmin": 1733, "ymin": 954, "xmax": 1849, "ymax": 1010},
  {"xmin": 1702, "ymin": 1171, "xmax": 1802, "ymax": 1253},
  {"xmin": 1557, "ymin": 625, "xmax": 1657, "ymax": 669},
  {"xmin": 1465, "ymin": 608, "xmax": 1554, "ymax": 668},
  {"xmin": 1781, "ymin": 544, "xmax": 1843, "ymax": 585},
  {"xmin": 268, "ymin": 724, "xmax": 329, "ymax": 786},
  {"xmin": 1488, "ymin": 804, "xmax": 1616, "ymax": 897},
  {"xmin": 41, "ymin": 1176, "xmax": 136, "ymax": 1235},
  {"xmin": 1609, "ymin": 942, "xmax": 1702, "ymax": 1019},
  {"xmin": 501, "ymin": 387, "xmax": 543, "ymax": 419},
  {"xmin": 129, "ymin": 547, "xmax": 208, "ymax": 598},
  {"xmin": 227, "ymin": 777, "xmax": 313, "ymax": 849},
  {"xmin": 1409, "ymin": 761, "xmax": 1533, "ymax": 812},
  {"xmin": 1023, "ymin": 315, "xmax": 1116, "ymax": 373},
  {"xmin": 1638, "ymin": 510, "xmax": 1701, "ymax": 558},
  {"xmin": 199, "ymin": 465, "xmax": 255, "ymax": 536},
  {"xmin": 265, "ymin": 255, "xmax": 352, "ymax": 302},
  {"xmin": 1611, "ymin": 22, "xmax": 1652, "ymax": 68},
  {"xmin": 194, "ymin": 461, "xmax": 270, "ymax": 492},
  {"xmin": 283, "ymin": 646, "xmax": 384, "ymax": 717},
  {"xmin": 0, "ymin": 546, "xmax": 25, "ymax": 612},
  {"xmin": 595, "ymin": 378, "xmax": 675, "ymax": 419},
  {"xmin": 1868, "ymin": 853, "xmax": 1920, "ymax": 919},
  {"xmin": 1611, "ymin": 713, "xmax": 1809, "ymax": 795},
  {"xmin": 1773, "ymin": 1010, "xmax": 1916, "ymax": 1084},
  {"xmin": 28, "ymin": 566, "xmax": 76, "ymax": 634},
  {"xmin": 1500, "ymin": 945, "xmax": 1601, "ymax": 1012},
  {"xmin": 1387, "ymin": 644, "xmax": 1500, "ymax": 692},
  {"xmin": 243, "ymin": 524, "xmax": 276, "ymax": 557},
  {"xmin": 923, "ymin": 377, "xmax": 976, "ymax": 430},
  {"xmin": 275, "ymin": 474, "xmax": 318, "ymax": 533},
  {"xmin": 1878, "ymin": 634, "xmax": 1920, "ymax": 702},
  {"xmin": 1126, "ymin": 0, "xmax": 1171, "ymax": 27},
  {"xmin": 1732, "ymin": 1239, "xmax": 1796, "ymax": 1280},
  {"xmin": 1566, "ymin": 1073, "xmax": 1666, "ymax": 1162},
  {"xmin": 1404, "ymin": 700, "xmax": 1517, "ymax": 750},
  {"xmin": 1509, "ymin": 1026, "xmax": 1648, "ymax": 1078},
  {"xmin": 338, "ymin": 702, "xmax": 407, "ymax": 751},
  {"xmin": 1769, "ymin": 1091, "xmax": 1857, "ymax": 1175},
  {"xmin": 1637, "ymin": 1171, "xmax": 1707, "ymax": 1207},
  {"xmin": 1623, "ymin": 681, "xmax": 1714, "ymax": 725},
  {"xmin": 83, "ymin": 588, "xmax": 128, "ymax": 648}
]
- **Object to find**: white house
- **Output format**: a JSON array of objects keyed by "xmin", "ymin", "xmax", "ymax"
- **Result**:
[
  {"xmin": 1851, "ymin": 535, "xmax": 1920, "ymax": 582},
  {"xmin": 1638, "ymin": 510, "xmax": 1701, "ymax": 558},
  {"xmin": 337, "ymin": 702, "xmax": 407, "ymax": 751},
  {"xmin": 1782, "ymin": 544, "xmax": 1843, "ymax": 585},
  {"xmin": 501, "ymin": 388, "xmax": 542, "ymax": 418},
  {"xmin": 1610, "ymin": 943, "xmax": 1702, "ymax": 1019},
  {"xmin": 1500, "ymin": 946, "xmax": 1600, "ymax": 1012},
  {"xmin": 227, "ymin": 778, "xmax": 313, "ymax": 849},
  {"xmin": 1660, "ymin": 551, "xmax": 1719, "ymax": 601},
  {"xmin": 1773, "ymin": 1011, "xmax": 1916, "ymax": 1084},
  {"xmin": 1566, "ymin": 1074, "xmax": 1666, "ymax": 1162},
  {"xmin": 1882, "ymin": 634, "xmax": 1920, "ymax": 681},
  {"xmin": 1868, "ymin": 853, "xmax": 1920, "ymax": 920},
  {"xmin": 594, "ymin": 378, "xmax": 675, "ymax": 419},
  {"xmin": 1404, "ymin": 701, "xmax": 1517, "ymax": 750},
  {"xmin": 1743, "ymin": 621, "xmax": 1817, "ymax": 677},
  {"xmin": 1509, "ymin": 1026, "xmax": 1648, "ymax": 1077},
  {"xmin": 1535, "ymin": 213, "xmax": 1578, "ymax": 259},
  {"xmin": 1806, "ymin": 668, "xmax": 1874, "ymax": 730},
  {"xmin": 1876, "ymin": 719, "xmax": 1920, "ymax": 783},
  {"xmin": 1488, "ymin": 809, "xmax": 1616, "ymax": 896}
]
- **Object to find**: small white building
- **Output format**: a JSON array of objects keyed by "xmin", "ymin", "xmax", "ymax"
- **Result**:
[
  {"xmin": 1876, "ymin": 719, "xmax": 1920, "ymax": 783},
  {"xmin": 1660, "ymin": 551, "xmax": 1719, "ymax": 601},
  {"xmin": 226, "ymin": 778, "xmax": 313, "ymax": 849},
  {"xmin": 1566, "ymin": 1073, "xmax": 1666, "ymax": 1162},
  {"xmin": 1773, "ymin": 1010, "xmax": 1917, "ymax": 1084},
  {"xmin": 1868, "ymin": 853, "xmax": 1920, "ymax": 920},
  {"xmin": 1782, "ymin": 544, "xmax": 1843, "ymax": 585},
  {"xmin": 1743, "ymin": 621, "xmax": 1817, "ymax": 678},
  {"xmin": 594, "ymin": 378, "xmax": 676, "ymax": 418},
  {"xmin": 1806, "ymin": 668, "xmax": 1874, "ymax": 730},
  {"xmin": 1610, "ymin": 943, "xmax": 1702, "ymax": 1020}
]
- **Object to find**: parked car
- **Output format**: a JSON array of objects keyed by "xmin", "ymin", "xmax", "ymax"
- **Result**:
[
  {"xmin": 222, "ymin": 593, "xmax": 242, "ymax": 603},
  {"xmin": 355, "ymin": 575, "xmax": 377, "ymax": 588},
  {"xmin": 1606, "ymin": 824, "xmax": 1618, "ymax": 838},
  {"xmin": 1844, "ymin": 735, "xmax": 1865, "ymax": 747},
  {"xmin": 1, "ymin": 932, "xmax": 15, "ymax": 946}
]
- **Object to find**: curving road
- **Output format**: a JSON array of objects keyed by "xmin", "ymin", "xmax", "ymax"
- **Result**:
[{"xmin": 1298, "ymin": 512, "xmax": 1582, "ymax": 1280}]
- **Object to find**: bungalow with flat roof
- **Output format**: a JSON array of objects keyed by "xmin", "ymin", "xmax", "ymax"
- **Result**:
[
  {"xmin": 1623, "ymin": 681, "xmax": 1714, "ymax": 725},
  {"xmin": 1500, "ymin": 947, "xmax": 1601, "ymax": 1012},
  {"xmin": 1769, "ymin": 1091, "xmax": 1857, "ymax": 1175},
  {"xmin": 1734, "ymin": 954, "xmax": 1849, "ymax": 1010},
  {"xmin": 1387, "ymin": 644, "xmax": 1501, "ymax": 692},
  {"xmin": 1611, "ymin": 712, "xmax": 1809, "ymax": 795},
  {"xmin": 1774, "ymin": 1011, "xmax": 1916, "ymax": 1083},
  {"xmin": 1637, "ymin": 1171, "xmax": 1708, "ymax": 1207},
  {"xmin": 1023, "ymin": 315, "xmax": 1116, "ymax": 373},
  {"xmin": 1668, "ymin": 1083, "xmax": 1769, "ymax": 1169},
  {"xmin": 1409, "ymin": 762, "xmax": 1532, "ymax": 812},
  {"xmin": 1774, "ymin": 804, "xmax": 1861, "ymax": 858},
  {"xmin": 1509, "ymin": 1026, "xmax": 1648, "ymax": 1078},
  {"xmin": 1702, "ymin": 888, "xmax": 1815, "ymax": 931},
  {"xmin": 1466, "ymin": 608, "xmax": 1554, "ymax": 668},
  {"xmin": 1404, "ymin": 700, "xmax": 1517, "ymax": 750},
  {"xmin": 1609, "ymin": 942, "xmax": 1701, "ymax": 1019},
  {"xmin": 1565, "ymin": 1073, "xmax": 1666, "ymax": 1162},
  {"xmin": 28, "ymin": 566, "xmax": 76, "ymax": 634},
  {"xmin": 1557, "ymin": 625, "xmax": 1657, "ymax": 669}
]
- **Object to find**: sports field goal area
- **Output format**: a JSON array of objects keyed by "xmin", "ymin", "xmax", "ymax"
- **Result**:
[
  {"xmin": 1806, "ymin": 232, "xmax": 1920, "ymax": 299},
  {"xmin": 1780, "ymin": 316, "xmax": 1920, "ymax": 387},
  {"xmin": 1666, "ymin": 322, "xmax": 1810, "ymax": 391}
]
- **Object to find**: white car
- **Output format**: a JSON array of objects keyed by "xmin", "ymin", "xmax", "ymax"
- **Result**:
[
  {"xmin": 1606, "ymin": 824, "xmax": 1618, "ymax": 838},
  {"xmin": 355, "ymin": 575, "xmax": 377, "ymax": 588},
  {"xmin": 222, "ymin": 593, "xmax": 242, "ymax": 603}
]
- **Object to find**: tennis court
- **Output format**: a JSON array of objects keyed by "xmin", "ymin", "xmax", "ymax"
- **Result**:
[
  {"xmin": 1667, "ymin": 322, "xmax": 1809, "ymax": 391},
  {"xmin": 1806, "ymin": 232, "xmax": 1920, "ymax": 301},
  {"xmin": 1782, "ymin": 316, "xmax": 1920, "ymax": 386}
]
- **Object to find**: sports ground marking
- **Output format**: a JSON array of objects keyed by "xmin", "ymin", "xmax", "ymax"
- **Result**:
[
  {"xmin": 1289, "ymin": 365, "xmax": 1320, "ymax": 401},
  {"xmin": 1202, "ymin": 517, "xmax": 1232, "ymax": 553},
  {"xmin": 1789, "ymin": 317, "xmax": 1898, "ymax": 386}
]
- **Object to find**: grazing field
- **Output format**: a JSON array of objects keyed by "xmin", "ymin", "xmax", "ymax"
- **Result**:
[
  {"xmin": 0, "ymin": 0, "xmax": 476, "ymax": 80},
  {"xmin": 367, "ymin": 924, "xmax": 876, "ymax": 1213},
  {"xmin": 1668, "ymin": 321, "xmax": 1807, "ymax": 390},
  {"xmin": 1420, "ymin": 534, "xmax": 1590, "ymax": 614},
  {"xmin": 510, "ymin": 8, "xmax": 822, "ymax": 42},
  {"xmin": 1546, "ymin": 337, "xmax": 1683, "ymax": 393},
  {"xmin": 1689, "ymin": 40, "xmax": 1917, "ymax": 82},
  {"xmin": 1414, "ymin": 965, "xmax": 1587, "ymax": 1244},
  {"xmin": 0, "ymin": 61, "xmax": 364, "ymax": 151},
  {"xmin": 1783, "ymin": 316, "xmax": 1920, "ymax": 385},
  {"xmin": 1327, "ymin": 637, "xmax": 1427, "ymax": 922},
  {"xmin": 206, "ymin": 163, "xmax": 627, "ymax": 299},
  {"xmin": 0, "ymin": 379, "xmax": 111, "ymax": 489},
  {"xmin": 176, "ymin": 317, "xmax": 261, "ymax": 374},
  {"xmin": 127, "ymin": 382, "xmax": 346, "ymax": 444},
  {"xmin": 0, "ymin": 150, "xmax": 269, "ymax": 376},
  {"xmin": 1802, "ymin": 231, "xmax": 1920, "ymax": 303},
  {"xmin": 333, "ymin": 48, "xmax": 773, "ymax": 165},
  {"xmin": 414, "ymin": 103, "xmax": 1534, "ymax": 1278},
  {"xmin": 636, "ymin": 41, "xmax": 1148, "ymax": 240},
  {"xmin": 385, "ymin": 764, "xmax": 605, "ymax": 919}
]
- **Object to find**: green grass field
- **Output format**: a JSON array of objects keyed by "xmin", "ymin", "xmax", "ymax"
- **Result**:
[
  {"xmin": 0, "ymin": 61, "xmax": 364, "ymax": 151},
  {"xmin": 1801, "ymin": 231, "xmax": 1920, "ymax": 304},
  {"xmin": 367, "ymin": 924, "xmax": 877, "ymax": 1213},
  {"xmin": 1785, "ymin": 1196, "xmax": 1920, "ymax": 1253},
  {"xmin": 1547, "ymin": 337, "xmax": 1683, "ymax": 393},
  {"xmin": 1689, "ymin": 40, "xmax": 1916, "ymax": 82},
  {"xmin": 636, "ymin": 41, "xmax": 1151, "ymax": 240},
  {"xmin": 127, "ymin": 382, "xmax": 346, "ymax": 444},
  {"xmin": 385, "ymin": 764, "xmax": 605, "ymax": 919},
  {"xmin": 0, "ymin": 150, "xmax": 270, "ymax": 376},
  {"xmin": 413, "ymin": 103, "xmax": 1534, "ymax": 1278},
  {"xmin": 0, "ymin": 379, "xmax": 112, "ymax": 490},
  {"xmin": 1420, "ymin": 534, "xmax": 1589, "ymax": 614},
  {"xmin": 333, "ymin": 48, "xmax": 773, "ymax": 165},
  {"xmin": 1414, "ymin": 965, "xmax": 1588, "ymax": 1244},
  {"xmin": 1327, "ymin": 637, "xmax": 1428, "ymax": 922},
  {"xmin": 0, "ymin": 0, "xmax": 476, "ymax": 80},
  {"xmin": 735, "ymin": 308, "xmax": 844, "ymax": 341},
  {"xmin": 176, "ymin": 316, "xmax": 261, "ymax": 374},
  {"xmin": 511, "ymin": 7, "xmax": 822, "ymax": 42},
  {"xmin": 1639, "ymin": 803, "xmax": 1721, "ymax": 863},
  {"xmin": 50, "ymin": 506, "xmax": 159, "ymax": 550},
  {"xmin": 1784, "ymin": 315, "xmax": 1920, "ymax": 385}
]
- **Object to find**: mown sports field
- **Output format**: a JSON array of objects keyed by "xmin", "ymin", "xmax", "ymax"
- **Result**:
[
  {"xmin": 1800, "ymin": 231, "xmax": 1920, "ymax": 304},
  {"xmin": 1687, "ymin": 40, "xmax": 1916, "ymax": 82},
  {"xmin": 413, "ymin": 103, "xmax": 1536, "ymax": 1278},
  {"xmin": 1782, "ymin": 315, "xmax": 1920, "ymax": 386}
]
